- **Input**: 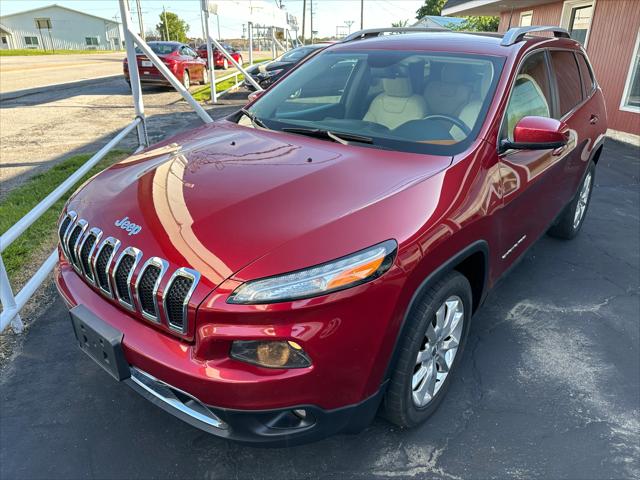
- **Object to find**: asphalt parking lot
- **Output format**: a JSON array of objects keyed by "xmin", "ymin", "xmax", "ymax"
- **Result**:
[{"xmin": 1, "ymin": 139, "xmax": 638, "ymax": 480}]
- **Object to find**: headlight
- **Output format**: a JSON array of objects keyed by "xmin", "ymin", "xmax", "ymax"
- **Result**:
[{"xmin": 227, "ymin": 240, "xmax": 397, "ymax": 304}]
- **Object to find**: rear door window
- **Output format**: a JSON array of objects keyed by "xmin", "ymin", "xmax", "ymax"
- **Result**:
[
  {"xmin": 576, "ymin": 53, "xmax": 595, "ymax": 97},
  {"xmin": 550, "ymin": 50, "xmax": 583, "ymax": 116},
  {"xmin": 504, "ymin": 52, "xmax": 553, "ymax": 141}
]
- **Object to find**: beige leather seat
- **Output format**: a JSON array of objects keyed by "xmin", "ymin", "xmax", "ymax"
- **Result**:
[
  {"xmin": 364, "ymin": 77, "xmax": 427, "ymax": 130},
  {"xmin": 423, "ymin": 64, "xmax": 471, "ymax": 117}
]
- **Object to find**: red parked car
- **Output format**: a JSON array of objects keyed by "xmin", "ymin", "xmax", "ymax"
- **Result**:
[
  {"xmin": 123, "ymin": 41, "xmax": 208, "ymax": 89},
  {"xmin": 57, "ymin": 27, "xmax": 606, "ymax": 445},
  {"xmin": 196, "ymin": 43, "xmax": 243, "ymax": 69}
]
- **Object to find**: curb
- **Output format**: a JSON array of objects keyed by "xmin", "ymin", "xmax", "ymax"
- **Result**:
[{"xmin": 0, "ymin": 74, "xmax": 122, "ymax": 102}]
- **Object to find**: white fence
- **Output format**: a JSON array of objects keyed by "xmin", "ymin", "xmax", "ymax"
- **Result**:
[{"xmin": 0, "ymin": 0, "xmax": 266, "ymax": 333}]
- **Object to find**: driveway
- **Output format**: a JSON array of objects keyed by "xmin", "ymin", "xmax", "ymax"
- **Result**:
[
  {"xmin": 0, "ymin": 140, "xmax": 638, "ymax": 479},
  {"xmin": 0, "ymin": 53, "xmax": 125, "ymax": 94}
]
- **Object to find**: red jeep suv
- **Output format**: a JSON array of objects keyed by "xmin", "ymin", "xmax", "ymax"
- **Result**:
[{"xmin": 57, "ymin": 27, "xmax": 607, "ymax": 445}]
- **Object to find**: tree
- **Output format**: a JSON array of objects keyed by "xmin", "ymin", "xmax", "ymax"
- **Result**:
[
  {"xmin": 415, "ymin": 0, "xmax": 446, "ymax": 19},
  {"xmin": 391, "ymin": 19, "xmax": 409, "ymax": 27},
  {"xmin": 453, "ymin": 16, "xmax": 500, "ymax": 32},
  {"xmin": 156, "ymin": 11, "xmax": 189, "ymax": 43}
]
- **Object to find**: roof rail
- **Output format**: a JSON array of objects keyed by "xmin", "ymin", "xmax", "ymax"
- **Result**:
[
  {"xmin": 501, "ymin": 26, "xmax": 570, "ymax": 46},
  {"xmin": 341, "ymin": 27, "xmax": 450, "ymax": 43}
]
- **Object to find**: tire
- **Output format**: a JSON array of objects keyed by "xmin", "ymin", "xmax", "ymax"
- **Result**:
[
  {"xmin": 201, "ymin": 68, "xmax": 208, "ymax": 85},
  {"xmin": 182, "ymin": 70, "xmax": 190, "ymax": 90},
  {"xmin": 223, "ymin": 58, "xmax": 229, "ymax": 70},
  {"xmin": 383, "ymin": 271, "xmax": 472, "ymax": 428},
  {"xmin": 548, "ymin": 161, "xmax": 595, "ymax": 240},
  {"xmin": 237, "ymin": 55, "xmax": 243, "ymax": 66}
]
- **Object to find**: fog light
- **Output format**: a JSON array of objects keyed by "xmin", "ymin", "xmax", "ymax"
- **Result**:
[{"xmin": 230, "ymin": 340, "xmax": 312, "ymax": 368}]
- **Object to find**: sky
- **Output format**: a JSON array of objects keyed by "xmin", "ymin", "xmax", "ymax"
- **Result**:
[{"xmin": 0, "ymin": 0, "xmax": 427, "ymax": 39}]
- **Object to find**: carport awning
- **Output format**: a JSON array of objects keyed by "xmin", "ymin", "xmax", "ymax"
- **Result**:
[{"xmin": 442, "ymin": 0, "xmax": 559, "ymax": 16}]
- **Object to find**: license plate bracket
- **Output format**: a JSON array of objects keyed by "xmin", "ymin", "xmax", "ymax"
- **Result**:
[
  {"xmin": 141, "ymin": 60, "xmax": 152, "ymax": 67},
  {"xmin": 70, "ymin": 305, "xmax": 130, "ymax": 381}
]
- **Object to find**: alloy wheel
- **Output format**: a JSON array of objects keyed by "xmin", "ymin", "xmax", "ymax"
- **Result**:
[
  {"xmin": 412, "ymin": 295, "xmax": 464, "ymax": 407},
  {"xmin": 573, "ymin": 172, "xmax": 592, "ymax": 229},
  {"xmin": 183, "ymin": 71, "xmax": 190, "ymax": 89}
]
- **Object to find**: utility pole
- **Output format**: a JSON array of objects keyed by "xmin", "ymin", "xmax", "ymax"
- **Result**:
[
  {"xmin": 301, "ymin": 0, "xmax": 306, "ymax": 44},
  {"xmin": 162, "ymin": 5, "xmax": 169, "ymax": 41},
  {"xmin": 216, "ymin": 14, "xmax": 221, "ymax": 40},
  {"xmin": 136, "ymin": 0, "xmax": 145, "ymax": 40},
  {"xmin": 360, "ymin": 0, "xmax": 364, "ymax": 30},
  {"xmin": 344, "ymin": 20, "xmax": 354, "ymax": 34},
  {"xmin": 310, "ymin": 0, "xmax": 313, "ymax": 44}
]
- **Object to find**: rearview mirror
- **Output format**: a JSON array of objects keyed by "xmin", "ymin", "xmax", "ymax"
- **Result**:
[{"xmin": 500, "ymin": 116, "xmax": 568, "ymax": 152}]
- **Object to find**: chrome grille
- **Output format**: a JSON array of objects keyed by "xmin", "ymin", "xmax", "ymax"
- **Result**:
[
  {"xmin": 112, "ymin": 247, "xmax": 141, "ymax": 310},
  {"xmin": 66, "ymin": 220, "xmax": 87, "ymax": 270},
  {"xmin": 78, "ymin": 228, "xmax": 102, "ymax": 283},
  {"xmin": 58, "ymin": 212, "xmax": 200, "ymax": 336},
  {"xmin": 136, "ymin": 257, "xmax": 168, "ymax": 322},
  {"xmin": 94, "ymin": 237, "xmax": 120, "ymax": 296},
  {"xmin": 164, "ymin": 268, "xmax": 200, "ymax": 334}
]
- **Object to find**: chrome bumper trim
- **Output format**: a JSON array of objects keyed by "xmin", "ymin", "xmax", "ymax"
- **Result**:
[{"xmin": 127, "ymin": 367, "xmax": 228, "ymax": 431}]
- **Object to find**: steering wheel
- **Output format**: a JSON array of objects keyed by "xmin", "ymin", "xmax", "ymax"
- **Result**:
[{"xmin": 422, "ymin": 114, "xmax": 472, "ymax": 136}]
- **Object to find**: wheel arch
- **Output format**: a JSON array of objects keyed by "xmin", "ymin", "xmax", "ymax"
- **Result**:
[{"xmin": 382, "ymin": 240, "xmax": 489, "ymax": 382}]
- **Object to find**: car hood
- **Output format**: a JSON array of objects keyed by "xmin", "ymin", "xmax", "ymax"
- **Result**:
[
  {"xmin": 66, "ymin": 121, "xmax": 451, "ymax": 289},
  {"xmin": 247, "ymin": 61, "xmax": 293, "ymax": 74}
]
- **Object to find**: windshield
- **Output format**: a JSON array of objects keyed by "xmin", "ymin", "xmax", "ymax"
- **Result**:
[
  {"xmin": 247, "ymin": 49, "xmax": 505, "ymax": 155},
  {"xmin": 135, "ymin": 43, "xmax": 177, "ymax": 55},
  {"xmin": 280, "ymin": 47, "xmax": 318, "ymax": 62}
]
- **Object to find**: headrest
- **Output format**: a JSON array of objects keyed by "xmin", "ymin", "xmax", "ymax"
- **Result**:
[
  {"xmin": 382, "ymin": 77, "xmax": 413, "ymax": 97},
  {"xmin": 441, "ymin": 64, "xmax": 467, "ymax": 83}
]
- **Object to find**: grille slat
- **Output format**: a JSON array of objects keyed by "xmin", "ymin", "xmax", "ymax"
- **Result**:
[
  {"xmin": 58, "ymin": 216, "xmax": 71, "ymax": 247},
  {"xmin": 96, "ymin": 244, "xmax": 114, "ymax": 292},
  {"xmin": 138, "ymin": 265, "xmax": 161, "ymax": 317},
  {"xmin": 115, "ymin": 254, "xmax": 135, "ymax": 304},
  {"xmin": 67, "ymin": 225, "xmax": 83, "ymax": 266},
  {"xmin": 80, "ymin": 234, "xmax": 97, "ymax": 280},
  {"xmin": 164, "ymin": 269, "xmax": 199, "ymax": 334}
]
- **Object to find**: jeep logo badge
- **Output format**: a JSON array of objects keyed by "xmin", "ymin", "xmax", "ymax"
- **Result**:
[{"xmin": 114, "ymin": 216, "xmax": 142, "ymax": 236}]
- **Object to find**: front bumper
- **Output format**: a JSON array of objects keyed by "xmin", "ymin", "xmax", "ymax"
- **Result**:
[
  {"xmin": 56, "ymin": 257, "xmax": 403, "ymax": 444},
  {"xmin": 127, "ymin": 366, "xmax": 385, "ymax": 446}
]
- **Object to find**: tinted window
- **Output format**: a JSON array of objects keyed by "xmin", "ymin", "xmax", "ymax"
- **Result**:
[
  {"xmin": 504, "ymin": 52, "xmax": 553, "ymax": 140},
  {"xmin": 576, "ymin": 53, "xmax": 595, "ymax": 96},
  {"xmin": 551, "ymin": 50, "xmax": 583, "ymax": 116},
  {"xmin": 135, "ymin": 43, "xmax": 177, "ymax": 55}
]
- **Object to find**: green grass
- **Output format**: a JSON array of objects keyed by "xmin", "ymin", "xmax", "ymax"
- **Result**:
[
  {"xmin": 0, "ymin": 150, "xmax": 129, "ymax": 285},
  {"xmin": 192, "ymin": 74, "xmax": 245, "ymax": 102},
  {"xmin": 0, "ymin": 49, "xmax": 118, "ymax": 56}
]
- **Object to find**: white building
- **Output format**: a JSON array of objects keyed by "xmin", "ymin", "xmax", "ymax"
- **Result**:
[{"xmin": 0, "ymin": 4, "xmax": 122, "ymax": 51}]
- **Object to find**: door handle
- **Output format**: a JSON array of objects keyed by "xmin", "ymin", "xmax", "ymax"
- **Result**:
[{"xmin": 590, "ymin": 114, "xmax": 599, "ymax": 125}]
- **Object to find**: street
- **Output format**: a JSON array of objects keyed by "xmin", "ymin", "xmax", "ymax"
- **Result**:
[
  {"xmin": 0, "ymin": 71, "xmax": 244, "ymax": 197},
  {"xmin": 1, "ymin": 140, "xmax": 638, "ymax": 479}
]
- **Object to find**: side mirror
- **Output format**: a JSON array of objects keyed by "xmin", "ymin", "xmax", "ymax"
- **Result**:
[
  {"xmin": 247, "ymin": 90, "xmax": 265, "ymax": 103},
  {"xmin": 500, "ymin": 116, "xmax": 568, "ymax": 152}
]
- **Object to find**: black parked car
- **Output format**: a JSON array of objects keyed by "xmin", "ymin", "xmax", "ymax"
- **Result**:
[{"xmin": 244, "ymin": 44, "xmax": 329, "ymax": 90}]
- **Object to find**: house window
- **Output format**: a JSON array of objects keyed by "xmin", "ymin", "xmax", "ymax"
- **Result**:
[
  {"xmin": 621, "ymin": 30, "xmax": 640, "ymax": 113},
  {"xmin": 24, "ymin": 36, "xmax": 39, "ymax": 46},
  {"xmin": 1, "ymin": 37, "xmax": 7, "ymax": 45},
  {"xmin": 561, "ymin": 1, "xmax": 594, "ymax": 46},
  {"xmin": 35, "ymin": 18, "xmax": 52, "ymax": 29},
  {"xmin": 85, "ymin": 37, "xmax": 99, "ymax": 46},
  {"xmin": 520, "ymin": 11, "xmax": 533, "ymax": 27}
]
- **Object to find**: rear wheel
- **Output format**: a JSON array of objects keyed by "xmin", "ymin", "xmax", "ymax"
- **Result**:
[
  {"xmin": 384, "ymin": 271, "xmax": 472, "ymax": 428},
  {"xmin": 548, "ymin": 161, "xmax": 595, "ymax": 239},
  {"xmin": 201, "ymin": 68, "xmax": 209, "ymax": 85},
  {"xmin": 237, "ymin": 55, "xmax": 243, "ymax": 66},
  {"xmin": 223, "ymin": 58, "xmax": 229, "ymax": 70},
  {"xmin": 182, "ymin": 70, "xmax": 190, "ymax": 90}
]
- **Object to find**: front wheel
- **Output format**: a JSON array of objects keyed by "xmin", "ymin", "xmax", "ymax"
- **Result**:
[
  {"xmin": 222, "ymin": 58, "xmax": 229, "ymax": 70},
  {"xmin": 383, "ymin": 271, "xmax": 472, "ymax": 428},
  {"xmin": 548, "ymin": 161, "xmax": 595, "ymax": 239},
  {"xmin": 201, "ymin": 68, "xmax": 208, "ymax": 85}
]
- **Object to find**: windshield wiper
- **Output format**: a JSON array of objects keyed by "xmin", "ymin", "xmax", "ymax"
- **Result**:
[
  {"xmin": 281, "ymin": 127, "xmax": 373, "ymax": 145},
  {"xmin": 239, "ymin": 108, "xmax": 268, "ymax": 130}
]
